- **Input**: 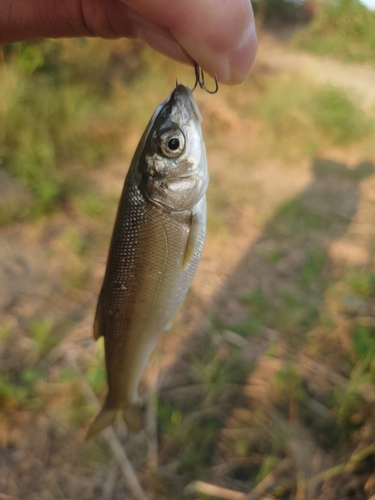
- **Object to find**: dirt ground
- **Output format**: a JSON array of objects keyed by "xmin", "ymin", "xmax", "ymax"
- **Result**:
[{"xmin": 1, "ymin": 33, "xmax": 375, "ymax": 499}]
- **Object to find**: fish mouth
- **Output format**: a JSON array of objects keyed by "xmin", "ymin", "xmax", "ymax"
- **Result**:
[{"xmin": 170, "ymin": 84, "xmax": 202, "ymax": 124}]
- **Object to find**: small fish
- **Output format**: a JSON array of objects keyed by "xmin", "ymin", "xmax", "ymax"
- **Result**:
[{"xmin": 87, "ymin": 84, "xmax": 208, "ymax": 439}]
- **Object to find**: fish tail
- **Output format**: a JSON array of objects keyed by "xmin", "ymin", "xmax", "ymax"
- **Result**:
[
  {"xmin": 85, "ymin": 404, "xmax": 117, "ymax": 441},
  {"xmin": 122, "ymin": 404, "xmax": 143, "ymax": 434}
]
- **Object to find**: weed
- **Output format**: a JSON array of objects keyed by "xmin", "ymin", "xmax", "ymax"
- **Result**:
[
  {"xmin": 276, "ymin": 293, "xmax": 319, "ymax": 338},
  {"xmin": 0, "ymin": 375, "xmax": 27, "ymax": 408},
  {"xmin": 300, "ymin": 249, "xmax": 327, "ymax": 291},
  {"xmin": 158, "ymin": 400, "xmax": 219, "ymax": 478},
  {"xmin": 0, "ymin": 39, "xmax": 137, "ymax": 223},
  {"xmin": 86, "ymin": 363, "xmax": 106, "ymax": 391},
  {"xmin": 229, "ymin": 315, "xmax": 264, "ymax": 338},
  {"xmin": 309, "ymin": 86, "xmax": 372, "ymax": 145},
  {"xmin": 190, "ymin": 344, "xmax": 248, "ymax": 394},
  {"xmin": 352, "ymin": 325, "xmax": 375, "ymax": 360},
  {"xmin": 256, "ymin": 454, "xmax": 277, "ymax": 483},
  {"xmin": 86, "ymin": 338, "xmax": 106, "ymax": 393},
  {"xmin": 275, "ymin": 364, "xmax": 307, "ymax": 406},
  {"xmin": 249, "ymin": 75, "xmax": 372, "ymax": 160},
  {"xmin": 266, "ymin": 250, "xmax": 283, "ymax": 263},
  {"xmin": 235, "ymin": 438, "xmax": 251, "ymax": 457},
  {"xmin": 335, "ymin": 357, "xmax": 373, "ymax": 426},
  {"xmin": 28, "ymin": 317, "xmax": 57, "ymax": 356},
  {"xmin": 271, "ymin": 199, "xmax": 330, "ymax": 236},
  {"xmin": 345, "ymin": 269, "xmax": 375, "ymax": 298}
]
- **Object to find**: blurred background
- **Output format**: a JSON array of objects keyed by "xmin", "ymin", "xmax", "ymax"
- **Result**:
[{"xmin": 1, "ymin": 0, "xmax": 375, "ymax": 498}]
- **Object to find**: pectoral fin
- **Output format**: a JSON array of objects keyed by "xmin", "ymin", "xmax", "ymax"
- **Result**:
[
  {"xmin": 93, "ymin": 292, "xmax": 105, "ymax": 340},
  {"xmin": 182, "ymin": 211, "xmax": 201, "ymax": 269}
]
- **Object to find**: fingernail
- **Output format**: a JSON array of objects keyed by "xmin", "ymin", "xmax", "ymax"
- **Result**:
[
  {"xmin": 228, "ymin": 23, "xmax": 258, "ymax": 84},
  {"xmin": 136, "ymin": 24, "xmax": 191, "ymax": 65}
]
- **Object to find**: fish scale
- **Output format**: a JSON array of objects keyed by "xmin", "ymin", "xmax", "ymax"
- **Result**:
[{"xmin": 87, "ymin": 85, "xmax": 208, "ymax": 439}]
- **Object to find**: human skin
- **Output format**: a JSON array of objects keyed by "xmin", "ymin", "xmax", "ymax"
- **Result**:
[{"xmin": 0, "ymin": 0, "xmax": 257, "ymax": 84}]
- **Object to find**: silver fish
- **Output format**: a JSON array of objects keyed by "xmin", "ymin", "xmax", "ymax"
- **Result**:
[{"xmin": 87, "ymin": 84, "xmax": 208, "ymax": 439}]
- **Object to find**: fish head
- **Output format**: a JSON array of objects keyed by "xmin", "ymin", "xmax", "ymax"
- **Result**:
[{"xmin": 136, "ymin": 84, "xmax": 208, "ymax": 212}]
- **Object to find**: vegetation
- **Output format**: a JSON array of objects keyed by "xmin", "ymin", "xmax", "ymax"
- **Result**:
[
  {"xmin": 294, "ymin": 0, "xmax": 375, "ymax": 63},
  {"xmin": 252, "ymin": 0, "xmax": 313, "ymax": 25},
  {"xmin": 0, "ymin": 39, "xmax": 176, "ymax": 223},
  {"xmin": 1, "ymin": 11, "xmax": 375, "ymax": 498},
  {"xmin": 226, "ymin": 72, "xmax": 374, "ymax": 164}
]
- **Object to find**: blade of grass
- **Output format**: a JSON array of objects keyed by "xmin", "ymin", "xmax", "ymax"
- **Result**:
[
  {"xmin": 185, "ymin": 480, "xmax": 247, "ymax": 500},
  {"xmin": 313, "ymin": 442, "xmax": 375, "ymax": 483},
  {"xmin": 245, "ymin": 458, "xmax": 292, "ymax": 500}
]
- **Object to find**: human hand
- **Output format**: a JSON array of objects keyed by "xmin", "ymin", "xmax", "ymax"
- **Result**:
[{"xmin": 0, "ymin": 0, "xmax": 257, "ymax": 84}]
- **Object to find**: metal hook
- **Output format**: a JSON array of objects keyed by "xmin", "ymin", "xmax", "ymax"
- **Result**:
[{"xmin": 192, "ymin": 62, "xmax": 219, "ymax": 94}]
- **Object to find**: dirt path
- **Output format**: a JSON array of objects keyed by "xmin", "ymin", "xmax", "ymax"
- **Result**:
[{"xmin": 258, "ymin": 33, "xmax": 375, "ymax": 109}]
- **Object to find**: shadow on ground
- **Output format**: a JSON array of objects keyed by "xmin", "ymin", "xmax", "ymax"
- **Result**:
[{"xmin": 158, "ymin": 157, "xmax": 375, "ymax": 499}]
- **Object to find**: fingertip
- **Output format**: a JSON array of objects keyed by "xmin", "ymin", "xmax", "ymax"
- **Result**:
[
  {"xmin": 189, "ymin": 21, "xmax": 258, "ymax": 87},
  {"xmin": 228, "ymin": 22, "xmax": 258, "ymax": 85}
]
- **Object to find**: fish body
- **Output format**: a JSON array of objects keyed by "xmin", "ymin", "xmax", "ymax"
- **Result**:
[{"xmin": 87, "ymin": 85, "xmax": 208, "ymax": 439}]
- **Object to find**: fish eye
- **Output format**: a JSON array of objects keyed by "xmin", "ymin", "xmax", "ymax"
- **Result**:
[
  {"xmin": 159, "ymin": 130, "xmax": 185, "ymax": 158},
  {"xmin": 168, "ymin": 137, "xmax": 180, "ymax": 151}
]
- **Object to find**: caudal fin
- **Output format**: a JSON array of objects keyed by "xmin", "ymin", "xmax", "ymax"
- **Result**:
[
  {"xmin": 123, "ymin": 404, "xmax": 143, "ymax": 433},
  {"xmin": 85, "ymin": 405, "xmax": 117, "ymax": 441}
]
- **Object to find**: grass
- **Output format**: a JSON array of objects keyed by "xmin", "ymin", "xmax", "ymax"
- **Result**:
[
  {"xmin": 1, "ymin": 24, "xmax": 375, "ymax": 500},
  {"xmin": 181, "ymin": 171, "xmax": 375, "ymax": 497},
  {"xmin": 294, "ymin": 0, "xmax": 375, "ymax": 64},
  {"xmin": 0, "ymin": 38, "xmax": 172, "ymax": 224},
  {"xmin": 244, "ymin": 75, "xmax": 373, "ymax": 160}
]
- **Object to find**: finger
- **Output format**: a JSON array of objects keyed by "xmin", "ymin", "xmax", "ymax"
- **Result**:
[
  {"xmin": 0, "ymin": 0, "xmax": 137, "ymax": 42},
  {"xmin": 121, "ymin": 0, "xmax": 257, "ymax": 85},
  {"xmin": 119, "ymin": 5, "xmax": 192, "ymax": 65}
]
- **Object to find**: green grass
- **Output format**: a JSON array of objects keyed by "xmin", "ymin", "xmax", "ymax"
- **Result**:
[
  {"xmin": 248, "ymin": 75, "xmax": 372, "ymax": 160},
  {"xmin": 275, "ymin": 364, "xmax": 307, "ymax": 405},
  {"xmin": 345, "ymin": 270, "xmax": 375, "ymax": 298},
  {"xmin": 0, "ymin": 39, "xmax": 151, "ymax": 224},
  {"xmin": 294, "ymin": 0, "xmax": 375, "ymax": 64},
  {"xmin": 28, "ymin": 317, "xmax": 58, "ymax": 356},
  {"xmin": 309, "ymin": 86, "xmax": 372, "ymax": 144},
  {"xmin": 300, "ymin": 249, "xmax": 327, "ymax": 291},
  {"xmin": 158, "ymin": 399, "xmax": 220, "ymax": 480},
  {"xmin": 352, "ymin": 325, "xmax": 375, "ymax": 360}
]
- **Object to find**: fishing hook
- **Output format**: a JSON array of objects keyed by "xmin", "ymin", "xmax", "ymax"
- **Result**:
[{"xmin": 192, "ymin": 62, "xmax": 219, "ymax": 94}]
